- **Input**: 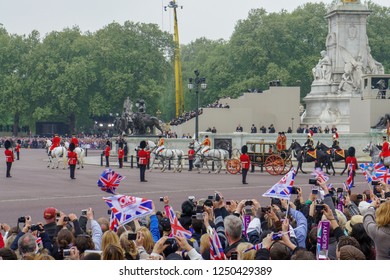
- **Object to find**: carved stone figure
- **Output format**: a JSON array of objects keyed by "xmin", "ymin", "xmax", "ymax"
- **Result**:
[
  {"xmin": 312, "ymin": 50, "xmax": 332, "ymax": 84},
  {"xmin": 371, "ymin": 114, "xmax": 390, "ymax": 129}
]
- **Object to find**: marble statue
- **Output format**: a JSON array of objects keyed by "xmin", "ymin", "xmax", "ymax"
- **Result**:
[{"xmin": 312, "ymin": 50, "xmax": 332, "ymax": 84}]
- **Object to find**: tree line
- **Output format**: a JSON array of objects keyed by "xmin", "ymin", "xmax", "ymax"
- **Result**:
[{"xmin": 0, "ymin": 1, "xmax": 389, "ymax": 136}]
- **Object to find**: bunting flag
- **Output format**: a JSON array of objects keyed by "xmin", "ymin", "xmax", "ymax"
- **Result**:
[
  {"xmin": 97, "ymin": 169, "xmax": 125, "ymax": 194},
  {"xmin": 311, "ymin": 168, "xmax": 329, "ymax": 182},
  {"xmin": 164, "ymin": 205, "xmax": 192, "ymax": 238},
  {"xmin": 359, "ymin": 163, "xmax": 374, "ymax": 184},
  {"xmin": 209, "ymin": 228, "xmax": 226, "ymax": 260},
  {"xmin": 263, "ymin": 168, "xmax": 296, "ymax": 200},
  {"xmin": 372, "ymin": 163, "xmax": 390, "ymax": 184},
  {"xmin": 103, "ymin": 195, "xmax": 153, "ymax": 229}
]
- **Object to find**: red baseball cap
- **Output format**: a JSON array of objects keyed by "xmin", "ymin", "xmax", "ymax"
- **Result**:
[{"xmin": 43, "ymin": 207, "xmax": 57, "ymax": 219}]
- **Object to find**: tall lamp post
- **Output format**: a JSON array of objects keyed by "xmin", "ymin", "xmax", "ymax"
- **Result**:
[{"xmin": 188, "ymin": 70, "xmax": 207, "ymax": 140}]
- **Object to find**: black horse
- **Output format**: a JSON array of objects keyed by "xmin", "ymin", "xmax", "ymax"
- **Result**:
[
  {"xmin": 316, "ymin": 141, "xmax": 348, "ymax": 175},
  {"xmin": 289, "ymin": 140, "xmax": 335, "ymax": 175}
]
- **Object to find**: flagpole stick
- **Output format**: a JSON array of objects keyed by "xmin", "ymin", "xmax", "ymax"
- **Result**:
[{"xmin": 285, "ymin": 198, "xmax": 290, "ymax": 218}]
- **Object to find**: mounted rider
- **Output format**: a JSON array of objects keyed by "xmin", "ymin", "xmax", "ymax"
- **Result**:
[
  {"xmin": 49, "ymin": 133, "xmax": 61, "ymax": 156},
  {"xmin": 304, "ymin": 130, "xmax": 315, "ymax": 151},
  {"xmin": 332, "ymin": 132, "xmax": 341, "ymax": 150},
  {"xmin": 70, "ymin": 133, "xmax": 79, "ymax": 147},
  {"xmin": 201, "ymin": 135, "xmax": 211, "ymax": 155},
  {"xmin": 155, "ymin": 135, "xmax": 165, "ymax": 155}
]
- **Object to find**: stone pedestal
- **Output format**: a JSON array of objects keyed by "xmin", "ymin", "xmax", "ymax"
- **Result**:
[{"xmin": 301, "ymin": 1, "xmax": 384, "ymax": 133}]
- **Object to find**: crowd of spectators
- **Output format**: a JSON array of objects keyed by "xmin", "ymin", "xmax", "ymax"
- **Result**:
[
  {"xmin": 169, "ymin": 109, "xmax": 203, "ymax": 126},
  {"xmin": 206, "ymin": 100, "xmax": 230, "ymax": 109},
  {"xmin": 1, "ymin": 177, "xmax": 390, "ymax": 260},
  {"xmin": 296, "ymin": 125, "xmax": 338, "ymax": 134}
]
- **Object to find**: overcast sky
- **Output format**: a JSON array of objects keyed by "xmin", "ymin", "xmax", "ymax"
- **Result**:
[{"xmin": 0, "ymin": 0, "xmax": 388, "ymax": 44}]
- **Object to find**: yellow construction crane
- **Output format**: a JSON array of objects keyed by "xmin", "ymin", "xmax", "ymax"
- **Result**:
[{"xmin": 165, "ymin": 1, "xmax": 184, "ymax": 117}]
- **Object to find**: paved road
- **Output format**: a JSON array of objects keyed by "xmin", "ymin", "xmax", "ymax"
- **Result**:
[{"xmin": 0, "ymin": 149, "xmax": 370, "ymax": 227}]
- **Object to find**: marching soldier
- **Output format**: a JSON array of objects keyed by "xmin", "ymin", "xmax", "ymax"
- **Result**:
[
  {"xmin": 118, "ymin": 143, "xmax": 124, "ymax": 168},
  {"xmin": 240, "ymin": 145, "xmax": 250, "ymax": 184},
  {"xmin": 68, "ymin": 143, "xmax": 77, "ymax": 179},
  {"xmin": 4, "ymin": 139, "xmax": 14, "ymax": 178},
  {"xmin": 15, "ymin": 139, "xmax": 21, "ymax": 160},
  {"xmin": 188, "ymin": 141, "xmax": 195, "ymax": 171},
  {"xmin": 104, "ymin": 140, "xmax": 111, "ymax": 167},
  {"xmin": 138, "ymin": 140, "xmax": 148, "ymax": 182}
]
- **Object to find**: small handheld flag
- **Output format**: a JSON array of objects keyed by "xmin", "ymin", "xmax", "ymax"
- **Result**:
[
  {"xmin": 263, "ymin": 168, "xmax": 296, "ymax": 200},
  {"xmin": 97, "ymin": 169, "xmax": 125, "ymax": 194}
]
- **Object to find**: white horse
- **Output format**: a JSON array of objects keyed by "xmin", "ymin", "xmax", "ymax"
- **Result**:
[
  {"xmin": 45, "ymin": 139, "xmax": 67, "ymax": 169},
  {"xmin": 363, "ymin": 142, "xmax": 382, "ymax": 164},
  {"xmin": 193, "ymin": 140, "xmax": 229, "ymax": 173},
  {"xmin": 146, "ymin": 140, "xmax": 184, "ymax": 172},
  {"xmin": 64, "ymin": 141, "xmax": 86, "ymax": 169}
]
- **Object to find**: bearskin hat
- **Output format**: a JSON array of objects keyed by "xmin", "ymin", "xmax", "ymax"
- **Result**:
[
  {"xmin": 17, "ymin": 139, "xmax": 21, "ymax": 144},
  {"xmin": 348, "ymin": 146, "xmax": 355, "ymax": 157},
  {"xmin": 106, "ymin": 140, "xmax": 111, "ymax": 146},
  {"xmin": 118, "ymin": 143, "xmax": 123, "ymax": 148},
  {"xmin": 4, "ymin": 140, "xmax": 11, "ymax": 149},
  {"xmin": 241, "ymin": 145, "xmax": 248, "ymax": 154},
  {"xmin": 140, "ymin": 140, "xmax": 146, "ymax": 149},
  {"xmin": 69, "ymin": 143, "xmax": 75, "ymax": 151}
]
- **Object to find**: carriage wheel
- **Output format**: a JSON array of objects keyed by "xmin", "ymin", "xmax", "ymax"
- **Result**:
[
  {"xmin": 264, "ymin": 155, "xmax": 284, "ymax": 175},
  {"xmin": 226, "ymin": 159, "xmax": 241, "ymax": 175},
  {"xmin": 280, "ymin": 158, "xmax": 293, "ymax": 175}
]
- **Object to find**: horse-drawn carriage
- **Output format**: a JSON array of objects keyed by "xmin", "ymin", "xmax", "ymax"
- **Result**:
[{"xmin": 226, "ymin": 140, "xmax": 293, "ymax": 175}]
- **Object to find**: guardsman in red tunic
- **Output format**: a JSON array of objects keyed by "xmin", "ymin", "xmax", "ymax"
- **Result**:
[
  {"xmin": 118, "ymin": 144, "xmax": 124, "ymax": 168},
  {"xmin": 188, "ymin": 142, "xmax": 195, "ymax": 171},
  {"xmin": 104, "ymin": 140, "xmax": 111, "ymax": 167},
  {"xmin": 70, "ymin": 134, "xmax": 79, "ymax": 147},
  {"xmin": 138, "ymin": 140, "xmax": 148, "ymax": 182},
  {"xmin": 15, "ymin": 139, "xmax": 21, "ymax": 160},
  {"xmin": 68, "ymin": 143, "xmax": 78, "ymax": 179},
  {"xmin": 49, "ymin": 134, "xmax": 61, "ymax": 156},
  {"xmin": 4, "ymin": 139, "xmax": 14, "ymax": 178},
  {"xmin": 240, "ymin": 145, "xmax": 250, "ymax": 184},
  {"xmin": 380, "ymin": 136, "xmax": 390, "ymax": 166}
]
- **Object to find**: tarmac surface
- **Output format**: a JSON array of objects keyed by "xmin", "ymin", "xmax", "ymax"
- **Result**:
[{"xmin": 0, "ymin": 148, "xmax": 371, "ymax": 227}]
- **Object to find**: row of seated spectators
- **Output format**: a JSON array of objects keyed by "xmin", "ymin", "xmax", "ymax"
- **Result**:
[{"xmin": 170, "ymin": 109, "xmax": 203, "ymax": 126}]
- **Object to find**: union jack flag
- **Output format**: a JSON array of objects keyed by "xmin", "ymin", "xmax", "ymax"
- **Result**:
[
  {"xmin": 359, "ymin": 163, "xmax": 374, "ymax": 184},
  {"xmin": 372, "ymin": 163, "xmax": 390, "ymax": 184},
  {"xmin": 164, "ymin": 205, "xmax": 192, "ymax": 238},
  {"xmin": 263, "ymin": 168, "xmax": 295, "ymax": 200},
  {"xmin": 344, "ymin": 164, "xmax": 354, "ymax": 190},
  {"xmin": 97, "ymin": 169, "xmax": 125, "ymax": 194},
  {"xmin": 103, "ymin": 195, "xmax": 153, "ymax": 230},
  {"xmin": 311, "ymin": 168, "xmax": 329, "ymax": 182},
  {"xmin": 209, "ymin": 228, "xmax": 226, "ymax": 260}
]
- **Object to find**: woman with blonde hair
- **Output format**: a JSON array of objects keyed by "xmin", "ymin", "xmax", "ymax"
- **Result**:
[
  {"xmin": 237, "ymin": 242, "xmax": 256, "ymax": 260},
  {"xmin": 101, "ymin": 230, "xmax": 120, "ymax": 253},
  {"xmin": 199, "ymin": 233, "xmax": 210, "ymax": 260},
  {"xmin": 136, "ymin": 226, "xmax": 155, "ymax": 259},
  {"xmin": 119, "ymin": 232, "xmax": 140, "ymax": 260},
  {"xmin": 363, "ymin": 198, "xmax": 390, "ymax": 259}
]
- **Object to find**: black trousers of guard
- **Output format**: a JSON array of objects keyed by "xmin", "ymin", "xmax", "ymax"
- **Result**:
[
  {"xmin": 105, "ymin": 156, "xmax": 109, "ymax": 167},
  {"xmin": 140, "ymin": 164, "xmax": 146, "ymax": 182},
  {"xmin": 118, "ymin": 158, "xmax": 123, "ymax": 168},
  {"xmin": 6, "ymin": 162, "xmax": 12, "ymax": 177},
  {"xmin": 16, "ymin": 152, "xmax": 20, "ymax": 160},
  {"xmin": 188, "ymin": 160, "xmax": 193, "ymax": 171},
  {"xmin": 242, "ymin": 168, "xmax": 248, "ymax": 184},
  {"xmin": 70, "ymin": 164, "xmax": 76, "ymax": 179}
]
